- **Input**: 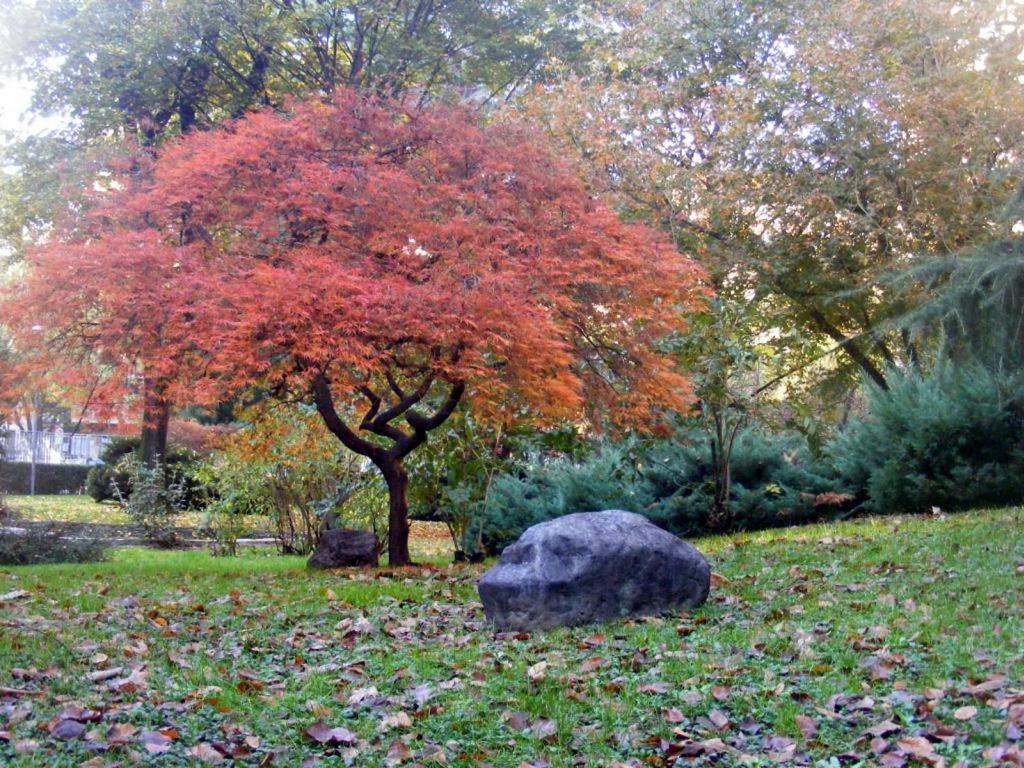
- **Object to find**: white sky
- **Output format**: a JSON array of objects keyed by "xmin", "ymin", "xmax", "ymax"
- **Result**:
[{"xmin": 0, "ymin": 77, "xmax": 65, "ymax": 140}]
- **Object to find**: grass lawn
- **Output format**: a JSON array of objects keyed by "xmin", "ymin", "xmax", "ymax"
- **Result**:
[
  {"xmin": 5, "ymin": 494, "xmax": 132, "ymax": 526},
  {"xmin": 5, "ymin": 495, "xmax": 275, "ymax": 539},
  {"xmin": 1, "ymin": 509, "xmax": 1022, "ymax": 767}
]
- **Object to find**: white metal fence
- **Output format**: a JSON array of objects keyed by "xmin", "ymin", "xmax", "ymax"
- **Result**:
[{"xmin": 0, "ymin": 430, "xmax": 113, "ymax": 465}]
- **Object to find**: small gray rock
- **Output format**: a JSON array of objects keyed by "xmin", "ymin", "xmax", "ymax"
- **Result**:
[
  {"xmin": 477, "ymin": 510, "xmax": 710, "ymax": 630},
  {"xmin": 307, "ymin": 528, "xmax": 378, "ymax": 569}
]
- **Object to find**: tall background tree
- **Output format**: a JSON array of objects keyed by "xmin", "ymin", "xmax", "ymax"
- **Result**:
[{"xmin": 527, "ymin": 0, "xmax": 1024, "ymax": 406}]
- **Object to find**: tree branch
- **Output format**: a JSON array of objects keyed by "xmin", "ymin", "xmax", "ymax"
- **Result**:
[
  {"xmin": 311, "ymin": 373, "xmax": 383, "ymax": 460},
  {"xmin": 369, "ymin": 373, "xmax": 433, "ymax": 430},
  {"xmin": 406, "ymin": 381, "xmax": 465, "ymax": 434}
]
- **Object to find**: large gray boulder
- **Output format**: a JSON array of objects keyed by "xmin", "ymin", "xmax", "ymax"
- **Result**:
[
  {"xmin": 307, "ymin": 529, "xmax": 378, "ymax": 569},
  {"xmin": 477, "ymin": 510, "xmax": 710, "ymax": 630}
]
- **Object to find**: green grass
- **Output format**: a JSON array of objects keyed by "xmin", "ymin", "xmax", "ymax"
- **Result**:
[
  {"xmin": 5, "ymin": 494, "xmax": 130, "ymax": 525},
  {"xmin": 4, "ymin": 494, "xmax": 455, "ymax": 559},
  {"xmin": 1, "ymin": 509, "xmax": 1022, "ymax": 766},
  {"xmin": 5, "ymin": 494, "xmax": 266, "ymax": 533}
]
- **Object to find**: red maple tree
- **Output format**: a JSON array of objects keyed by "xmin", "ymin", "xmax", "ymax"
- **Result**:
[
  {"xmin": 2, "ymin": 156, "xmax": 204, "ymax": 456},
  {"xmin": 8, "ymin": 89, "xmax": 706, "ymax": 564}
]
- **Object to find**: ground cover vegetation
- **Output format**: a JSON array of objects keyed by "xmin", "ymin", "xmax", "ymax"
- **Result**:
[{"xmin": 1, "ymin": 509, "xmax": 1022, "ymax": 766}]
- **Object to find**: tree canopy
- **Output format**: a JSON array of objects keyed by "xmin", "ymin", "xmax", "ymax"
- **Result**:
[
  {"xmin": 5, "ymin": 87, "xmax": 705, "ymax": 563},
  {"xmin": 529, "ymin": 0, "xmax": 1024, "ymax": 395}
]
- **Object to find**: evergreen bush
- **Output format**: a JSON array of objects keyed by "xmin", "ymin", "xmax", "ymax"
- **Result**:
[
  {"xmin": 483, "ymin": 428, "xmax": 840, "ymax": 551},
  {"xmin": 828, "ymin": 364, "xmax": 1024, "ymax": 513}
]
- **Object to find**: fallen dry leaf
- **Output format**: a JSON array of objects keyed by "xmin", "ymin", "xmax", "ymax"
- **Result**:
[
  {"xmin": 526, "ymin": 660, "xmax": 548, "ymax": 683},
  {"xmin": 795, "ymin": 714, "xmax": 818, "ymax": 739},
  {"xmin": 385, "ymin": 738, "xmax": 413, "ymax": 766},
  {"xmin": 305, "ymin": 721, "xmax": 358, "ymax": 746},
  {"xmin": 187, "ymin": 742, "xmax": 226, "ymax": 764},
  {"xmin": 140, "ymin": 730, "xmax": 174, "ymax": 754},
  {"xmin": 50, "ymin": 719, "xmax": 86, "ymax": 741},
  {"xmin": 708, "ymin": 709, "xmax": 730, "ymax": 730}
]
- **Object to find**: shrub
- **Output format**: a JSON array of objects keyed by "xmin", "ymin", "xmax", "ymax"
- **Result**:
[
  {"xmin": 121, "ymin": 456, "xmax": 187, "ymax": 547},
  {"xmin": 204, "ymin": 406, "xmax": 386, "ymax": 555},
  {"xmin": 85, "ymin": 436, "xmax": 210, "ymax": 509},
  {"xmin": 85, "ymin": 437, "xmax": 137, "ymax": 501},
  {"xmin": 0, "ymin": 524, "xmax": 108, "ymax": 565},
  {"xmin": 484, "ymin": 428, "xmax": 839, "ymax": 551},
  {"xmin": 828, "ymin": 364, "xmax": 1024, "ymax": 514},
  {"xmin": 0, "ymin": 462, "xmax": 90, "ymax": 494},
  {"xmin": 483, "ymin": 441, "xmax": 643, "ymax": 551},
  {"xmin": 404, "ymin": 413, "xmax": 563, "ymax": 559}
]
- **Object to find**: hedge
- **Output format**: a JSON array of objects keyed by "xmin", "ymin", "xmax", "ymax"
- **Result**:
[{"xmin": 0, "ymin": 462, "xmax": 91, "ymax": 495}]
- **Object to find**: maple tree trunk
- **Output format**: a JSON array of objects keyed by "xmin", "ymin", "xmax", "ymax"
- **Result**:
[
  {"xmin": 381, "ymin": 460, "xmax": 412, "ymax": 567},
  {"xmin": 140, "ymin": 378, "xmax": 170, "ymax": 469}
]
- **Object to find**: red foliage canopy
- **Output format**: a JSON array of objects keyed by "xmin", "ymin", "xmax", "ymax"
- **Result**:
[{"xmin": 7, "ymin": 88, "xmax": 706, "ymax": 563}]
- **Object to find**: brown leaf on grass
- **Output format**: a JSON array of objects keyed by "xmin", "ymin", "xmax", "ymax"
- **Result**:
[
  {"xmin": 87, "ymin": 667, "xmax": 124, "ymax": 683},
  {"xmin": 305, "ymin": 721, "xmax": 357, "ymax": 746},
  {"xmin": 50, "ymin": 719, "xmax": 86, "ymax": 741},
  {"xmin": 664, "ymin": 708, "xmax": 685, "ymax": 724},
  {"xmin": 123, "ymin": 640, "xmax": 148, "ymax": 658},
  {"xmin": 0, "ymin": 589, "xmax": 30, "ymax": 601},
  {"xmin": 187, "ymin": 742, "xmax": 226, "ymax": 764},
  {"xmin": 58, "ymin": 704, "xmax": 102, "ymax": 723},
  {"xmin": 235, "ymin": 668, "xmax": 265, "ymax": 694},
  {"xmin": 984, "ymin": 744, "xmax": 1024, "ymax": 763},
  {"xmin": 407, "ymin": 683, "xmax": 432, "ymax": 707},
  {"xmin": 347, "ymin": 685, "xmax": 380, "ymax": 705},
  {"xmin": 109, "ymin": 666, "xmax": 148, "ymax": 692},
  {"xmin": 305, "ymin": 700, "xmax": 331, "ymax": 719},
  {"xmin": 963, "ymin": 675, "xmax": 1007, "ymax": 697},
  {"xmin": 708, "ymin": 709, "xmax": 730, "ymax": 730},
  {"xmin": 167, "ymin": 651, "xmax": 192, "ymax": 669},
  {"xmin": 866, "ymin": 659, "xmax": 895, "ymax": 681},
  {"xmin": 381, "ymin": 711, "xmax": 413, "ymax": 731},
  {"xmin": 140, "ymin": 730, "xmax": 174, "ymax": 754},
  {"xmin": 0, "ymin": 686, "xmax": 43, "ymax": 698},
  {"xmin": 105, "ymin": 723, "xmax": 138, "ymax": 745},
  {"xmin": 675, "ymin": 738, "xmax": 733, "ymax": 757},
  {"xmin": 867, "ymin": 720, "xmax": 902, "ymax": 738},
  {"xmin": 896, "ymin": 735, "xmax": 936, "ymax": 760},
  {"xmin": 638, "ymin": 682, "xmax": 670, "ymax": 694},
  {"xmin": 953, "ymin": 706, "xmax": 978, "ymax": 721},
  {"xmin": 526, "ymin": 661, "xmax": 548, "ymax": 683},
  {"xmin": 880, "ymin": 754, "xmax": 907, "ymax": 767},
  {"xmin": 795, "ymin": 714, "xmax": 818, "ymax": 739},
  {"xmin": 502, "ymin": 711, "xmax": 531, "ymax": 732},
  {"xmin": 766, "ymin": 735, "xmax": 797, "ymax": 762},
  {"xmin": 385, "ymin": 738, "xmax": 413, "ymax": 765},
  {"xmin": 530, "ymin": 718, "xmax": 557, "ymax": 742}
]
